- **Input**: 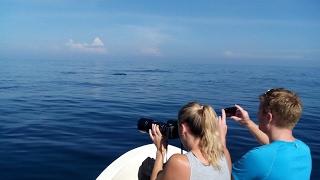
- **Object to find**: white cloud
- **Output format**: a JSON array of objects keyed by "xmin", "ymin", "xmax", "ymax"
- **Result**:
[
  {"xmin": 118, "ymin": 25, "xmax": 172, "ymax": 57},
  {"xmin": 224, "ymin": 50, "xmax": 234, "ymax": 57},
  {"xmin": 92, "ymin": 37, "xmax": 104, "ymax": 47},
  {"xmin": 66, "ymin": 37, "xmax": 106, "ymax": 54},
  {"xmin": 223, "ymin": 50, "xmax": 304, "ymax": 59},
  {"xmin": 140, "ymin": 47, "xmax": 161, "ymax": 56}
]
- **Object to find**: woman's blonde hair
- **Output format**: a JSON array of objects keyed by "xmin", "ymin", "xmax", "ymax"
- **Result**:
[{"xmin": 178, "ymin": 102, "xmax": 224, "ymax": 168}]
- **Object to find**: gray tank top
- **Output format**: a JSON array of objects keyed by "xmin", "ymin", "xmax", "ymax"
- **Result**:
[{"xmin": 185, "ymin": 152, "xmax": 230, "ymax": 180}]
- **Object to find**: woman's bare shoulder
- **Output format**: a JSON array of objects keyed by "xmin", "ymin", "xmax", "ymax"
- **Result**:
[
  {"xmin": 166, "ymin": 153, "xmax": 189, "ymax": 169},
  {"xmin": 160, "ymin": 153, "xmax": 190, "ymax": 180},
  {"xmin": 166, "ymin": 154, "xmax": 189, "ymax": 172}
]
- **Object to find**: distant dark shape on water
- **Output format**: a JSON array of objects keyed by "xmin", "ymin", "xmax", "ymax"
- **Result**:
[
  {"xmin": 127, "ymin": 69, "xmax": 171, "ymax": 73},
  {"xmin": 61, "ymin": 71, "xmax": 78, "ymax": 75},
  {"xmin": 112, "ymin": 73, "xmax": 127, "ymax": 76}
]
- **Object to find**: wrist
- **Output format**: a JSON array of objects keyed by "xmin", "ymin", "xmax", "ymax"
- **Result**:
[
  {"xmin": 156, "ymin": 150, "xmax": 165, "ymax": 158},
  {"xmin": 244, "ymin": 119, "xmax": 255, "ymax": 128},
  {"xmin": 220, "ymin": 136, "xmax": 226, "ymax": 147}
]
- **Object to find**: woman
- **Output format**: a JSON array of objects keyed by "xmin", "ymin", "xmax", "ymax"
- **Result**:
[{"xmin": 149, "ymin": 102, "xmax": 231, "ymax": 180}]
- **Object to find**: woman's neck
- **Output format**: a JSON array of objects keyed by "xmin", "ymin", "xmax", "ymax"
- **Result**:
[{"xmin": 188, "ymin": 138, "xmax": 208, "ymax": 165}]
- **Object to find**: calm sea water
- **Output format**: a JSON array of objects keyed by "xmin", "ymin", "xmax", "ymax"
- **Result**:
[{"xmin": 0, "ymin": 59, "xmax": 319, "ymax": 179}]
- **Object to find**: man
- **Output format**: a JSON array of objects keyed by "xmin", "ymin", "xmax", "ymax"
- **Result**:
[{"xmin": 231, "ymin": 88, "xmax": 312, "ymax": 179}]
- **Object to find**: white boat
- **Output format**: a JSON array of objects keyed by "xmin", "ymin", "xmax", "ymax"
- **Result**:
[{"xmin": 97, "ymin": 144, "xmax": 185, "ymax": 180}]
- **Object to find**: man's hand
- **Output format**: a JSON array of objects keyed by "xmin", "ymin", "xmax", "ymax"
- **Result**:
[
  {"xmin": 230, "ymin": 104, "xmax": 253, "ymax": 127},
  {"xmin": 231, "ymin": 104, "xmax": 269, "ymax": 145}
]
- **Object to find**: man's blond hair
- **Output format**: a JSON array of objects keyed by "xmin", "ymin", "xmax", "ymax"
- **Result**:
[{"xmin": 259, "ymin": 88, "xmax": 302, "ymax": 129}]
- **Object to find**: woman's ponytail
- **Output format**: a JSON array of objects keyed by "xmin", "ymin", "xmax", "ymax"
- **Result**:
[{"xmin": 178, "ymin": 102, "xmax": 224, "ymax": 168}]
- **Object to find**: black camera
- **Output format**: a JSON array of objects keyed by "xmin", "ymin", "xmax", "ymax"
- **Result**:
[
  {"xmin": 137, "ymin": 118, "xmax": 179, "ymax": 139},
  {"xmin": 224, "ymin": 106, "xmax": 238, "ymax": 117}
]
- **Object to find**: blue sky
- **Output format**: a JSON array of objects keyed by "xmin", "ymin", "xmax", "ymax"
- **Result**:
[{"xmin": 1, "ymin": 0, "xmax": 320, "ymax": 64}]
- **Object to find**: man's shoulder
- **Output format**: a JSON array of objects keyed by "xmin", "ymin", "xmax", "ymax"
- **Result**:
[
  {"xmin": 232, "ymin": 140, "xmax": 312, "ymax": 180},
  {"xmin": 232, "ymin": 145, "xmax": 274, "ymax": 179},
  {"xmin": 266, "ymin": 139, "xmax": 311, "ymax": 155},
  {"xmin": 233, "ymin": 143, "xmax": 281, "ymax": 167},
  {"xmin": 233, "ymin": 145, "xmax": 274, "ymax": 168},
  {"xmin": 246, "ymin": 142, "xmax": 278, "ymax": 157},
  {"xmin": 243, "ymin": 140, "xmax": 312, "ymax": 166},
  {"xmin": 294, "ymin": 139, "xmax": 311, "ymax": 151}
]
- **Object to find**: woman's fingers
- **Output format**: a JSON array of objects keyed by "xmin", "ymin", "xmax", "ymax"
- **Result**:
[
  {"xmin": 150, "ymin": 124, "xmax": 161, "ymax": 137},
  {"xmin": 221, "ymin": 109, "xmax": 226, "ymax": 124},
  {"xmin": 149, "ymin": 129, "xmax": 155, "ymax": 141},
  {"xmin": 149, "ymin": 125, "xmax": 157, "ymax": 138},
  {"xmin": 155, "ymin": 125, "xmax": 162, "ymax": 136},
  {"xmin": 150, "ymin": 124, "xmax": 163, "ymax": 139},
  {"xmin": 149, "ymin": 124, "xmax": 167, "ymax": 151}
]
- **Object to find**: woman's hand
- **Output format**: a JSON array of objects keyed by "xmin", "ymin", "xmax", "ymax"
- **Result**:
[
  {"xmin": 219, "ymin": 109, "xmax": 228, "ymax": 147},
  {"xmin": 149, "ymin": 124, "xmax": 168, "ymax": 180},
  {"xmin": 149, "ymin": 124, "xmax": 167, "ymax": 154}
]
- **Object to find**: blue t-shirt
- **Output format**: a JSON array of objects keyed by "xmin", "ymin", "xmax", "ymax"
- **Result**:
[{"xmin": 232, "ymin": 139, "xmax": 312, "ymax": 180}]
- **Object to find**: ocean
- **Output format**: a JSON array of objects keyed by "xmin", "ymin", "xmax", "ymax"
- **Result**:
[{"xmin": 0, "ymin": 58, "xmax": 319, "ymax": 179}]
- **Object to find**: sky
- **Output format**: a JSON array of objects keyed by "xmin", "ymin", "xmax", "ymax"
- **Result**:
[{"xmin": 1, "ymin": 0, "xmax": 320, "ymax": 64}]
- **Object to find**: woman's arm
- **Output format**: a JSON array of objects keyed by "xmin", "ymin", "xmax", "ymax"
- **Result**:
[
  {"xmin": 149, "ymin": 124, "xmax": 167, "ymax": 180},
  {"xmin": 149, "ymin": 124, "xmax": 189, "ymax": 180},
  {"xmin": 150, "ymin": 150, "xmax": 165, "ymax": 180},
  {"xmin": 219, "ymin": 109, "xmax": 232, "ymax": 173}
]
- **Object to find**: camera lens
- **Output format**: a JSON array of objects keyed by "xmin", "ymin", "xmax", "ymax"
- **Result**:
[
  {"xmin": 137, "ymin": 118, "xmax": 154, "ymax": 133},
  {"xmin": 166, "ymin": 120, "xmax": 179, "ymax": 139},
  {"xmin": 137, "ymin": 118, "xmax": 179, "ymax": 139}
]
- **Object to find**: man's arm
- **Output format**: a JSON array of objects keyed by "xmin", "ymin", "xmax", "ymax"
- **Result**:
[
  {"xmin": 244, "ymin": 120, "xmax": 269, "ymax": 145},
  {"xmin": 231, "ymin": 105, "xmax": 269, "ymax": 145}
]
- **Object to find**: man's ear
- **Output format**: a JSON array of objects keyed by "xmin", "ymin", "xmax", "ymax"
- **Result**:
[{"xmin": 266, "ymin": 112, "xmax": 273, "ymax": 125}]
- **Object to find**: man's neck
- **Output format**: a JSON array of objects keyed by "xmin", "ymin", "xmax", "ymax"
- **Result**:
[{"xmin": 269, "ymin": 126, "xmax": 295, "ymax": 142}]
